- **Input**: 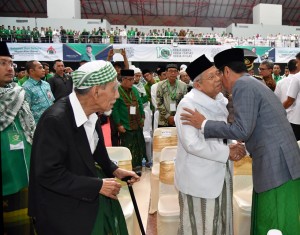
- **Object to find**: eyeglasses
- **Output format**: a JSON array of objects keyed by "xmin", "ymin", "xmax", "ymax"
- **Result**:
[
  {"xmin": 167, "ymin": 69, "xmax": 178, "ymax": 73},
  {"xmin": 125, "ymin": 77, "xmax": 134, "ymax": 81},
  {"xmin": 258, "ymin": 67, "xmax": 269, "ymax": 71},
  {"xmin": 202, "ymin": 71, "xmax": 222, "ymax": 81},
  {"xmin": 0, "ymin": 60, "xmax": 17, "ymax": 69}
]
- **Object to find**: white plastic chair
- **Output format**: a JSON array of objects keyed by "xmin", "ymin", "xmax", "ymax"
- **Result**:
[
  {"xmin": 149, "ymin": 127, "xmax": 177, "ymax": 214},
  {"xmin": 233, "ymin": 156, "xmax": 253, "ymax": 235},
  {"xmin": 143, "ymin": 107, "xmax": 153, "ymax": 163},
  {"xmin": 153, "ymin": 110, "xmax": 159, "ymax": 132},
  {"xmin": 106, "ymin": 147, "xmax": 139, "ymax": 235},
  {"xmin": 157, "ymin": 146, "xmax": 180, "ymax": 235}
]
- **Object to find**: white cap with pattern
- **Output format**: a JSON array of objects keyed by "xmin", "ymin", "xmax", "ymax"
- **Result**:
[{"xmin": 72, "ymin": 60, "xmax": 117, "ymax": 89}]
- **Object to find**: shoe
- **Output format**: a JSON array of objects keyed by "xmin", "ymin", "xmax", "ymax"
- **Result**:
[
  {"xmin": 145, "ymin": 162, "xmax": 152, "ymax": 168},
  {"xmin": 133, "ymin": 166, "xmax": 142, "ymax": 172}
]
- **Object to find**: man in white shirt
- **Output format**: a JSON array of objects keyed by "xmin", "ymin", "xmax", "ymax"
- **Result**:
[
  {"xmin": 283, "ymin": 52, "xmax": 300, "ymax": 140},
  {"xmin": 274, "ymin": 59, "xmax": 297, "ymax": 103},
  {"xmin": 175, "ymin": 54, "xmax": 245, "ymax": 235}
]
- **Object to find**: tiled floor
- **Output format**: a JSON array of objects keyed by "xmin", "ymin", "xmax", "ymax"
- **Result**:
[
  {"xmin": 102, "ymin": 122, "xmax": 157, "ymax": 234},
  {"xmin": 132, "ymin": 168, "xmax": 157, "ymax": 235}
]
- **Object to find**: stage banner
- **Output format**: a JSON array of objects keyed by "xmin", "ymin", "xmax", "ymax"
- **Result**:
[
  {"xmin": 235, "ymin": 46, "xmax": 274, "ymax": 62},
  {"xmin": 275, "ymin": 48, "xmax": 300, "ymax": 63},
  {"xmin": 112, "ymin": 44, "xmax": 231, "ymax": 62},
  {"xmin": 7, "ymin": 43, "xmax": 63, "ymax": 61},
  {"xmin": 63, "ymin": 44, "xmax": 112, "ymax": 62}
]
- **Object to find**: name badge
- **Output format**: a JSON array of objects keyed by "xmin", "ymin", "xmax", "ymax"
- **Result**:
[
  {"xmin": 170, "ymin": 102, "xmax": 176, "ymax": 112},
  {"xmin": 8, "ymin": 131, "xmax": 24, "ymax": 150},
  {"xmin": 47, "ymin": 90, "xmax": 53, "ymax": 100},
  {"xmin": 130, "ymin": 106, "xmax": 136, "ymax": 115}
]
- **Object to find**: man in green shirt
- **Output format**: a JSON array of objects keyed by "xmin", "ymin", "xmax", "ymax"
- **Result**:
[
  {"xmin": 25, "ymin": 26, "xmax": 32, "ymax": 43},
  {"xmin": 80, "ymin": 44, "xmax": 96, "ymax": 62},
  {"xmin": 41, "ymin": 62, "xmax": 53, "ymax": 81},
  {"xmin": 272, "ymin": 64, "xmax": 282, "ymax": 83},
  {"xmin": 13, "ymin": 66, "xmax": 26, "ymax": 83},
  {"xmin": 112, "ymin": 69, "xmax": 147, "ymax": 168},
  {"xmin": 127, "ymin": 27, "xmax": 136, "ymax": 44},
  {"xmin": 18, "ymin": 75, "xmax": 29, "ymax": 86},
  {"xmin": 5, "ymin": 26, "xmax": 12, "ymax": 42},
  {"xmin": 15, "ymin": 27, "xmax": 23, "ymax": 42},
  {"xmin": 0, "ymin": 25, "xmax": 6, "ymax": 42},
  {"xmin": 0, "ymin": 41, "xmax": 35, "ymax": 235},
  {"xmin": 165, "ymin": 27, "xmax": 174, "ymax": 44},
  {"xmin": 21, "ymin": 26, "xmax": 27, "ymax": 43},
  {"xmin": 31, "ymin": 27, "xmax": 40, "ymax": 43}
]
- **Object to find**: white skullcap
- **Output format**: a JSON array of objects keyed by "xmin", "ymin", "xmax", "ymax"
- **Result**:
[
  {"xmin": 180, "ymin": 64, "xmax": 187, "ymax": 70},
  {"xmin": 133, "ymin": 67, "xmax": 141, "ymax": 74}
]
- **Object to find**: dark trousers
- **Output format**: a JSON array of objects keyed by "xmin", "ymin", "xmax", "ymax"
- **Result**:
[
  {"xmin": 110, "ymin": 117, "xmax": 119, "ymax": 146},
  {"xmin": 291, "ymin": 123, "xmax": 300, "ymax": 141}
]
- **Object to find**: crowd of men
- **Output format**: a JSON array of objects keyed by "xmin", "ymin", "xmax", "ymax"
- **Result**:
[
  {"xmin": 10, "ymin": 46, "xmax": 300, "ymax": 143},
  {"xmin": 1, "ymin": 38, "xmax": 300, "ymax": 234},
  {"xmin": 1, "ymin": 24, "xmax": 300, "ymax": 46}
]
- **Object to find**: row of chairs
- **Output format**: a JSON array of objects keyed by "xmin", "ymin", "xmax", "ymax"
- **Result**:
[{"xmin": 149, "ymin": 127, "xmax": 179, "ymax": 235}]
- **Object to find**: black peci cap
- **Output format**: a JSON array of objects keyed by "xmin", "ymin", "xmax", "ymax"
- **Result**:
[
  {"xmin": 0, "ymin": 42, "xmax": 12, "ymax": 58},
  {"xmin": 186, "ymin": 54, "xmax": 213, "ymax": 81},
  {"xmin": 214, "ymin": 48, "xmax": 244, "ymax": 69},
  {"xmin": 120, "ymin": 69, "xmax": 134, "ymax": 76}
]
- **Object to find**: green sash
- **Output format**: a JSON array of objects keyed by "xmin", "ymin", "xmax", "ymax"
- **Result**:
[
  {"xmin": 91, "ymin": 166, "xmax": 128, "ymax": 235},
  {"xmin": 251, "ymin": 178, "xmax": 300, "ymax": 235},
  {"xmin": 1, "ymin": 117, "xmax": 31, "ymax": 196}
]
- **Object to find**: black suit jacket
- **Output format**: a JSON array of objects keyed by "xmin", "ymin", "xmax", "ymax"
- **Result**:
[{"xmin": 28, "ymin": 97, "xmax": 118, "ymax": 235}]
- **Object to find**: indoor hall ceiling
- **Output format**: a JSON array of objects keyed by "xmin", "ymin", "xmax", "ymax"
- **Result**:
[{"xmin": 0, "ymin": 0, "xmax": 299, "ymax": 27}]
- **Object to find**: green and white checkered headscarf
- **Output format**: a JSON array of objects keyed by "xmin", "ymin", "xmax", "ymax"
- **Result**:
[{"xmin": 72, "ymin": 60, "xmax": 117, "ymax": 89}]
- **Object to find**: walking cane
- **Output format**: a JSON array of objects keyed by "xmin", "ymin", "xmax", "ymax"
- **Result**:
[{"xmin": 122, "ymin": 171, "xmax": 146, "ymax": 235}]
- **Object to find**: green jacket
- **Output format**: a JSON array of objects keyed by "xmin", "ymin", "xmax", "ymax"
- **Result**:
[{"xmin": 112, "ymin": 86, "xmax": 145, "ymax": 130}]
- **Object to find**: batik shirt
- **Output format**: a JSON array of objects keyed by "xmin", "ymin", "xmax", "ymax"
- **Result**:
[
  {"xmin": 156, "ymin": 79, "xmax": 187, "ymax": 126},
  {"xmin": 23, "ymin": 77, "xmax": 54, "ymax": 123}
]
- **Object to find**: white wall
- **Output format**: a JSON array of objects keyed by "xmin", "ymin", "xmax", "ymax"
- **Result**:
[
  {"xmin": 1, "ymin": 16, "xmax": 300, "ymax": 38},
  {"xmin": 47, "ymin": 0, "xmax": 81, "ymax": 19},
  {"xmin": 0, "ymin": 17, "xmax": 109, "ymax": 32},
  {"xmin": 230, "ymin": 23, "xmax": 300, "ymax": 38},
  {"xmin": 253, "ymin": 4, "xmax": 282, "ymax": 25},
  {"xmin": 0, "ymin": 17, "xmax": 37, "ymax": 28}
]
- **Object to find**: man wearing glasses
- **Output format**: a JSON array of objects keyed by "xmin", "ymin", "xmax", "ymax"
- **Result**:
[
  {"xmin": 156, "ymin": 63, "xmax": 187, "ymax": 127},
  {"xmin": 258, "ymin": 60, "xmax": 276, "ymax": 91},
  {"xmin": 112, "ymin": 69, "xmax": 147, "ymax": 169}
]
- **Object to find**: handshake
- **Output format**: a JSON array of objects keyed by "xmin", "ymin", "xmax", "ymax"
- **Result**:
[{"xmin": 229, "ymin": 142, "xmax": 247, "ymax": 161}]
